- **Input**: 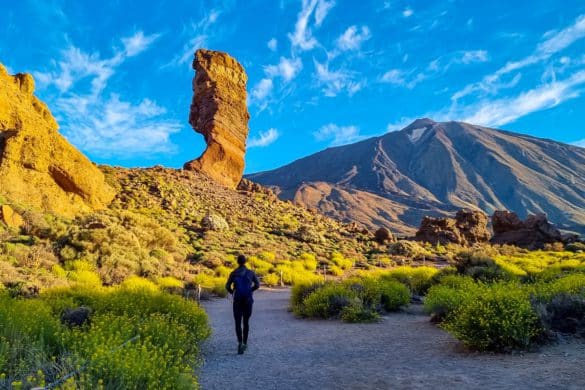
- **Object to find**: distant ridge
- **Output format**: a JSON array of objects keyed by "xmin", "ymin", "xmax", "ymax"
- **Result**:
[{"xmin": 247, "ymin": 119, "xmax": 585, "ymax": 235}]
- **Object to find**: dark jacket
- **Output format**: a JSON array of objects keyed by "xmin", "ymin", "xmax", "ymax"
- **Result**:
[{"xmin": 225, "ymin": 266, "xmax": 260, "ymax": 301}]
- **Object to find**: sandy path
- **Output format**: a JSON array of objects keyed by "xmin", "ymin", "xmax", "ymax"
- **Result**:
[{"xmin": 198, "ymin": 288, "xmax": 585, "ymax": 390}]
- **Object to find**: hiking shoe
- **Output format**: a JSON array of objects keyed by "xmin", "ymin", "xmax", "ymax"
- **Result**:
[
  {"xmin": 242, "ymin": 343, "xmax": 247, "ymax": 352},
  {"xmin": 237, "ymin": 343, "xmax": 244, "ymax": 355}
]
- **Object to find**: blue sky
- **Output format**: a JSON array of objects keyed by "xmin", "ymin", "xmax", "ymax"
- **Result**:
[{"xmin": 1, "ymin": 0, "xmax": 584, "ymax": 173}]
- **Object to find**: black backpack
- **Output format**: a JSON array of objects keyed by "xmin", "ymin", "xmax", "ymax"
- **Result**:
[{"xmin": 233, "ymin": 270, "xmax": 253, "ymax": 300}]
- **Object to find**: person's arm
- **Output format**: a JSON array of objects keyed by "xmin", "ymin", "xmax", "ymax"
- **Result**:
[
  {"xmin": 225, "ymin": 272, "xmax": 234, "ymax": 295},
  {"xmin": 251, "ymin": 271, "xmax": 260, "ymax": 291}
]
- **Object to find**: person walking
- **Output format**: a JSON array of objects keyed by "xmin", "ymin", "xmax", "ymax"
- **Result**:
[{"xmin": 225, "ymin": 254, "xmax": 260, "ymax": 354}]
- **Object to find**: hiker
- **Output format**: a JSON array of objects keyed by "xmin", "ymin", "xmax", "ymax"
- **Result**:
[{"xmin": 225, "ymin": 254, "xmax": 260, "ymax": 355}]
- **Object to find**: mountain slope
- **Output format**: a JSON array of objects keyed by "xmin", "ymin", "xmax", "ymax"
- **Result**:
[{"xmin": 247, "ymin": 119, "xmax": 585, "ymax": 235}]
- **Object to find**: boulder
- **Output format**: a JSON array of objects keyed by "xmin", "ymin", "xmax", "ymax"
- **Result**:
[
  {"xmin": 61, "ymin": 306, "xmax": 91, "ymax": 327},
  {"xmin": 183, "ymin": 49, "xmax": 250, "ymax": 189},
  {"xmin": 491, "ymin": 211, "xmax": 563, "ymax": 249},
  {"xmin": 0, "ymin": 65, "xmax": 115, "ymax": 217},
  {"xmin": 0, "ymin": 204, "xmax": 24, "ymax": 229},
  {"xmin": 374, "ymin": 227, "xmax": 394, "ymax": 244},
  {"xmin": 414, "ymin": 209, "xmax": 490, "ymax": 245},
  {"xmin": 201, "ymin": 213, "xmax": 229, "ymax": 231}
]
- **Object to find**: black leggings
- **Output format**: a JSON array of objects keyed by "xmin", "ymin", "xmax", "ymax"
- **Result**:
[{"xmin": 233, "ymin": 299, "xmax": 253, "ymax": 344}]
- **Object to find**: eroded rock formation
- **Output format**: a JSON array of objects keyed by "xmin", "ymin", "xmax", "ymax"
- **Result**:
[
  {"xmin": 0, "ymin": 64, "xmax": 115, "ymax": 217},
  {"xmin": 491, "ymin": 210, "xmax": 562, "ymax": 249},
  {"xmin": 414, "ymin": 209, "xmax": 490, "ymax": 245},
  {"xmin": 183, "ymin": 49, "xmax": 250, "ymax": 189}
]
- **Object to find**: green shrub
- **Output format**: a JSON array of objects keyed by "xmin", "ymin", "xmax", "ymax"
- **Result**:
[
  {"xmin": 340, "ymin": 299, "xmax": 379, "ymax": 323},
  {"xmin": 533, "ymin": 293, "xmax": 585, "ymax": 337},
  {"xmin": 445, "ymin": 284, "xmax": 541, "ymax": 351},
  {"xmin": 383, "ymin": 266, "xmax": 439, "ymax": 295},
  {"xmin": 379, "ymin": 280, "xmax": 410, "ymax": 311},
  {"xmin": 290, "ymin": 282, "xmax": 323, "ymax": 314},
  {"xmin": 300, "ymin": 283, "xmax": 355, "ymax": 318}
]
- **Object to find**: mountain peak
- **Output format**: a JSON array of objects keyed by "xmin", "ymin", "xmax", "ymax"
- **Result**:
[{"xmin": 404, "ymin": 118, "xmax": 437, "ymax": 130}]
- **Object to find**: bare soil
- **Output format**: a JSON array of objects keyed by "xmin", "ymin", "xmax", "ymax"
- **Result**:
[{"xmin": 198, "ymin": 288, "xmax": 585, "ymax": 390}]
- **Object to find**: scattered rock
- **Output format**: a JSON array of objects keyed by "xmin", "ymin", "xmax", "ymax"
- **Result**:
[
  {"xmin": 0, "ymin": 64, "xmax": 115, "ymax": 217},
  {"xmin": 61, "ymin": 306, "xmax": 91, "ymax": 327},
  {"xmin": 374, "ymin": 227, "xmax": 394, "ymax": 244},
  {"xmin": 0, "ymin": 204, "xmax": 24, "ymax": 229},
  {"xmin": 237, "ymin": 178, "xmax": 275, "ymax": 197},
  {"xmin": 491, "ymin": 211, "xmax": 562, "ymax": 249},
  {"xmin": 201, "ymin": 213, "xmax": 229, "ymax": 231},
  {"xmin": 414, "ymin": 209, "xmax": 490, "ymax": 245},
  {"xmin": 183, "ymin": 49, "xmax": 250, "ymax": 189}
]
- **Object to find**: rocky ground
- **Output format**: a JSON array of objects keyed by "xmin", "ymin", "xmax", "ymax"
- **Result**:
[{"xmin": 199, "ymin": 288, "xmax": 585, "ymax": 390}]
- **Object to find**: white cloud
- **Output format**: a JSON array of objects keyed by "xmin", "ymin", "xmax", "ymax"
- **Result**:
[
  {"xmin": 453, "ymin": 14, "xmax": 585, "ymax": 102},
  {"xmin": 459, "ymin": 70, "xmax": 585, "ymax": 127},
  {"xmin": 380, "ymin": 68, "xmax": 425, "ymax": 89},
  {"xmin": 267, "ymin": 38, "xmax": 278, "ymax": 51},
  {"xmin": 461, "ymin": 50, "xmax": 489, "ymax": 64},
  {"xmin": 315, "ymin": 0, "xmax": 335, "ymax": 27},
  {"xmin": 248, "ymin": 128, "xmax": 280, "ymax": 147},
  {"xmin": 402, "ymin": 8, "xmax": 413, "ymax": 18},
  {"xmin": 314, "ymin": 123, "xmax": 363, "ymax": 146},
  {"xmin": 314, "ymin": 60, "xmax": 364, "ymax": 97},
  {"xmin": 164, "ymin": 9, "xmax": 220, "ymax": 68},
  {"xmin": 121, "ymin": 31, "xmax": 161, "ymax": 57},
  {"xmin": 572, "ymin": 139, "xmax": 585, "ymax": 148},
  {"xmin": 289, "ymin": 0, "xmax": 334, "ymax": 51},
  {"xmin": 336, "ymin": 25, "xmax": 371, "ymax": 51},
  {"xmin": 34, "ymin": 35, "xmax": 180, "ymax": 158},
  {"xmin": 250, "ymin": 78, "xmax": 274, "ymax": 101},
  {"xmin": 265, "ymin": 57, "xmax": 303, "ymax": 82},
  {"xmin": 58, "ymin": 94, "xmax": 181, "ymax": 157}
]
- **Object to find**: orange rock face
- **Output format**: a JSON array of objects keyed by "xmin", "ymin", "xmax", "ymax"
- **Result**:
[
  {"xmin": 183, "ymin": 49, "xmax": 250, "ymax": 189},
  {"xmin": 0, "ymin": 64, "xmax": 115, "ymax": 216}
]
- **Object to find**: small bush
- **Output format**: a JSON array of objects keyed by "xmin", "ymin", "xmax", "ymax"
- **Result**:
[
  {"xmin": 262, "ymin": 273, "xmax": 280, "ymax": 287},
  {"xmin": 565, "ymin": 242, "xmax": 585, "ymax": 253},
  {"xmin": 301, "ymin": 284, "xmax": 354, "ymax": 318},
  {"xmin": 445, "ymin": 284, "xmax": 541, "ymax": 351},
  {"xmin": 533, "ymin": 293, "xmax": 585, "ymax": 337},
  {"xmin": 383, "ymin": 266, "xmax": 439, "ymax": 295},
  {"xmin": 379, "ymin": 280, "xmax": 410, "ymax": 311},
  {"xmin": 340, "ymin": 299, "xmax": 379, "ymax": 323}
]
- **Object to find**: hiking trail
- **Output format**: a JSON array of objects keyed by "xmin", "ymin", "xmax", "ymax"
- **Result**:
[{"xmin": 198, "ymin": 288, "xmax": 585, "ymax": 390}]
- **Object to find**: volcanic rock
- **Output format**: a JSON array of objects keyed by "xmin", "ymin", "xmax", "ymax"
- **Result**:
[
  {"xmin": 414, "ymin": 209, "xmax": 490, "ymax": 245},
  {"xmin": 0, "ymin": 65, "xmax": 115, "ymax": 217},
  {"xmin": 183, "ymin": 49, "xmax": 250, "ymax": 189},
  {"xmin": 374, "ymin": 227, "xmax": 394, "ymax": 244},
  {"xmin": 0, "ymin": 204, "xmax": 24, "ymax": 229},
  {"xmin": 201, "ymin": 212, "xmax": 229, "ymax": 231},
  {"xmin": 491, "ymin": 210, "xmax": 562, "ymax": 249}
]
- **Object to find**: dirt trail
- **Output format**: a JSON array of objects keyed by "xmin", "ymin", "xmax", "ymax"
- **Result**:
[{"xmin": 198, "ymin": 288, "xmax": 585, "ymax": 390}]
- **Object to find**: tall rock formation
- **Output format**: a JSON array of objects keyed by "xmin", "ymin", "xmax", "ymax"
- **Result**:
[
  {"xmin": 0, "ymin": 64, "xmax": 115, "ymax": 217},
  {"xmin": 183, "ymin": 49, "xmax": 250, "ymax": 189}
]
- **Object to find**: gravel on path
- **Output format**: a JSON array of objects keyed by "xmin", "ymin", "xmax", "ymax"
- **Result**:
[{"xmin": 198, "ymin": 288, "xmax": 585, "ymax": 390}]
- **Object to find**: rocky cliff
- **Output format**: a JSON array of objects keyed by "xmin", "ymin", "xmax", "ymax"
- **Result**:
[
  {"xmin": 183, "ymin": 49, "xmax": 250, "ymax": 189},
  {"xmin": 0, "ymin": 64, "xmax": 114, "ymax": 216}
]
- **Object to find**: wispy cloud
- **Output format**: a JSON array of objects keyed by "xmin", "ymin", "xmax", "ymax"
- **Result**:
[
  {"xmin": 34, "ymin": 33, "xmax": 181, "ymax": 158},
  {"xmin": 248, "ymin": 128, "xmax": 280, "ymax": 147},
  {"xmin": 250, "ymin": 78, "xmax": 274, "ymax": 102},
  {"xmin": 336, "ymin": 25, "xmax": 371, "ymax": 51},
  {"xmin": 121, "ymin": 31, "xmax": 161, "ymax": 57},
  {"xmin": 289, "ymin": 0, "xmax": 335, "ymax": 51},
  {"xmin": 314, "ymin": 123, "xmax": 364, "ymax": 146},
  {"xmin": 572, "ymin": 139, "xmax": 585, "ymax": 148},
  {"xmin": 459, "ymin": 70, "xmax": 585, "ymax": 127},
  {"xmin": 380, "ymin": 69, "xmax": 426, "ymax": 89},
  {"xmin": 461, "ymin": 50, "xmax": 489, "ymax": 64},
  {"xmin": 265, "ymin": 57, "xmax": 303, "ymax": 82},
  {"xmin": 402, "ymin": 8, "xmax": 413, "ymax": 18},
  {"xmin": 453, "ymin": 14, "xmax": 585, "ymax": 102},
  {"xmin": 267, "ymin": 38, "xmax": 278, "ymax": 51},
  {"xmin": 314, "ymin": 60, "xmax": 364, "ymax": 97},
  {"xmin": 163, "ymin": 9, "xmax": 220, "ymax": 68}
]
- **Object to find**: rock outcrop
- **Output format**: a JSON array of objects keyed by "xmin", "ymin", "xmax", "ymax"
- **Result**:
[
  {"xmin": 183, "ymin": 49, "xmax": 250, "ymax": 189},
  {"xmin": 491, "ymin": 210, "xmax": 562, "ymax": 249},
  {"xmin": 414, "ymin": 209, "xmax": 490, "ymax": 245},
  {"xmin": 0, "ymin": 65, "xmax": 115, "ymax": 216},
  {"xmin": 0, "ymin": 204, "xmax": 24, "ymax": 229}
]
